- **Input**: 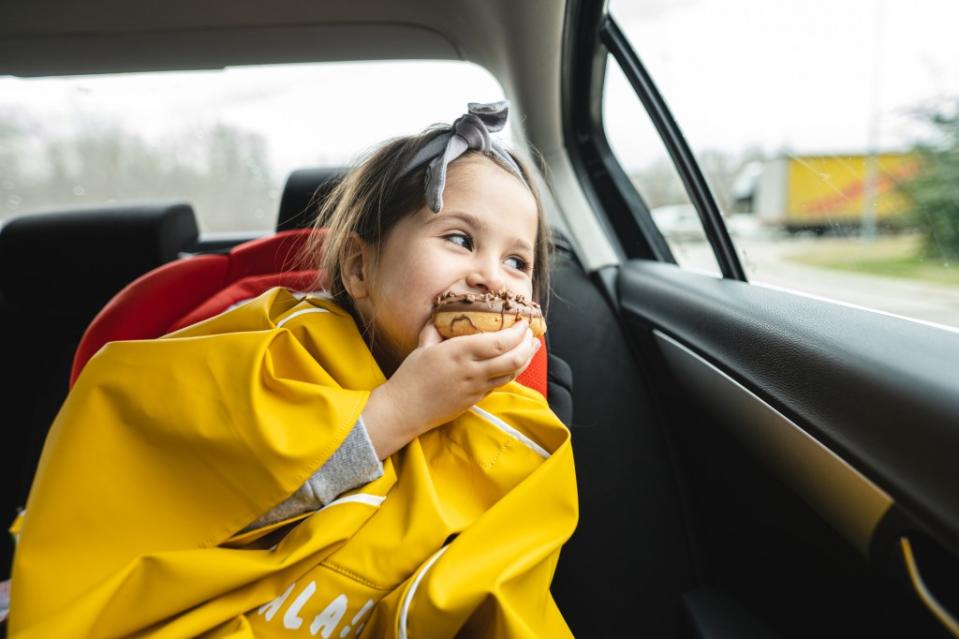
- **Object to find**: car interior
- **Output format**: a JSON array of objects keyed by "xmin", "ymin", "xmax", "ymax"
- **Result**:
[{"xmin": 3, "ymin": 1, "xmax": 959, "ymax": 637}]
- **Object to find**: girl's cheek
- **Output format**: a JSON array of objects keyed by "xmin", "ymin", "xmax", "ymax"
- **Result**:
[{"xmin": 512, "ymin": 269, "xmax": 534, "ymax": 288}]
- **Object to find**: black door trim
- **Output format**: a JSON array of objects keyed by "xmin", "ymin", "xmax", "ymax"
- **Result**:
[
  {"xmin": 599, "ymin": 17, "xmax": 745, "ymax": 281},
  {"xmin": 560, "ymin": 0, "xmax": 673, "ymax": 264}
]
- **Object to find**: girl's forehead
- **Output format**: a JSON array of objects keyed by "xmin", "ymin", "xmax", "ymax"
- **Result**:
[
  {"xmin": 439, "ymin": 157, "xmax": 538, "ymax": 229},
  {"xmin": 446, "ymin": 153, "xmax": 526, "ymax": 186}
]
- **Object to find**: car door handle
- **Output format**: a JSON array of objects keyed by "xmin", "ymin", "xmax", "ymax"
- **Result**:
[{"xmin": 900, "ymin": 536, "xmax": 959, "ymax": 637}]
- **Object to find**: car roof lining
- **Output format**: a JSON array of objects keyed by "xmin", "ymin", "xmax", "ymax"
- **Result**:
[
  {"xmin": 0, "ymin": 23, "xmax": 464, "ymax": 77},
  {"xmin": 5, "ymin": 0, "xmax": 566, "ymax": 176}
]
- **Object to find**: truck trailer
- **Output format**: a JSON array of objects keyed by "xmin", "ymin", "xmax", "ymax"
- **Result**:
[{"xmin": 736, "ymin": 152, "xmax": 920, "ymax": 234}]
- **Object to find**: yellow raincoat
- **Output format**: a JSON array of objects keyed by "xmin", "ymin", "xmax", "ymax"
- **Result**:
[{"xmin": 9, "ymin": 288, "xmax": 578, "ymax": 638}]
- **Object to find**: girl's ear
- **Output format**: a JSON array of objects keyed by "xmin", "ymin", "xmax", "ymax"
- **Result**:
[{"xmin": 340, "ymin": 233, "xmax": 373, "ymax": 300}]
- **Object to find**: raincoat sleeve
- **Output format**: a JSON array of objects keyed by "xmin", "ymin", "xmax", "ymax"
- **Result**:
[
  {"xmin": 243, "ymin": 415, "xmax": 383, "ymax": 531},
  {"xmin": 10, "ymin": 288, "xmax": 374, "ymax": 632}
]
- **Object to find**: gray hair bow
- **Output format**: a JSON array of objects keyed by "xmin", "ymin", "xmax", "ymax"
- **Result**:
[{"xmin": 402, "ymin": 100, "xmax": 527, "ymax": 213}]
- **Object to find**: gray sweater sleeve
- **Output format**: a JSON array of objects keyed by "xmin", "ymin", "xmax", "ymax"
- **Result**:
[{"xmin": 243, "ymin": 415, "xmax": 384, "ymax": 532}]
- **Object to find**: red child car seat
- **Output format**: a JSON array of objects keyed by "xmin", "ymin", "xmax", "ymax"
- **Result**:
[{"xmin": 71, "ymin": 228, "xmax": 549, "ymax": 397}]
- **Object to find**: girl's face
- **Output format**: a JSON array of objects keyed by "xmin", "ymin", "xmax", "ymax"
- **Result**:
[{"xmin": 348, "ymin": 155, "xmax": 539, "ymax": 374}]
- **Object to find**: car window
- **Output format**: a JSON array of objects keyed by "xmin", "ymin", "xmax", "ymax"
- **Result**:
[
  {"xmin": 602, "ymin": 56, "xmax": 722, "ymax": 277},
  {"xmin": 611, "ymin": 0, "xmax": 959, "ymax": 330},
  {"xmin": 0, "ymin": 61, "xmax": 506, "ymax": 234}
]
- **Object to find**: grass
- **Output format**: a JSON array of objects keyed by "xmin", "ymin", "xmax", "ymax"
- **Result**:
[{"xmin": 784, "ymin": 233, "xmax": 959, "ymax": 286}]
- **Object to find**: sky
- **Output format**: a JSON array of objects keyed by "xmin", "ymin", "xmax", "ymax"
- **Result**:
[
  {"xmin": 608, "ymin": 0, "xmax": 959, "ymax": 165},
  {"xmin": 2, "ymin": 0, "xmax": 959, "ymax": 178}
]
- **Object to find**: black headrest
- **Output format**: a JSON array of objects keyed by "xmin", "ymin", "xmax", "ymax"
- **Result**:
[
  {"xmin": 277, "ymin": 167, "xmax": 346, "ymax": 232},
  {"xmin": 0, "ymin": 203, "xmax": 198, "ymax": 310}
]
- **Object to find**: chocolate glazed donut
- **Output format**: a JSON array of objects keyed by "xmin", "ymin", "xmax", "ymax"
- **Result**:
[{"xmin": 431, "ymin": 290, "xmax": 546, "ymax": 338}]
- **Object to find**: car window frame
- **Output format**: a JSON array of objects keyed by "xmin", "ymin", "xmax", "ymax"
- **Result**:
[{"xmin": 562, "ymin": 0, "xmax": 746, "ymax": 281}]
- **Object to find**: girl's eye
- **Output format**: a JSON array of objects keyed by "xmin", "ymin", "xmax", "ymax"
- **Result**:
[
  {"xmin": 445, "ymin": 232, "xmax": 473, "ymax": 250},
  {"xmin": 506, "ymin": 256, "xmax": 531, "ymax": 273}
]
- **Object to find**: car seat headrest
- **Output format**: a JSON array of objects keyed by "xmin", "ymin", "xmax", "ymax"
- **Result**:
[
  {"xmin": 277, "ymin": 167, "xmax": 345, "ymax": 232},
  {"xmin": 0, "ymin": 203, "xmax": 198, "ymax": 312}
]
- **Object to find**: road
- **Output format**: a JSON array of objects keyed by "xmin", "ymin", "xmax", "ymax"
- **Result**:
[{"xmin": 671, "ymin": 234, "xmax": 959, "ymax": 332}]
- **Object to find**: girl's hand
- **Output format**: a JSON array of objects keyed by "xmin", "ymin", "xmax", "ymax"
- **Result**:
[{"xmin": 362, "ymin": 319, "xmax": 540, "ymax": 459}]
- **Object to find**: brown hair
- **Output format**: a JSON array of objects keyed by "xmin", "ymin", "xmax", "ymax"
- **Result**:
[{"xmin": 302, "ymin": 126, "xmax": 552, "ymax": 317}]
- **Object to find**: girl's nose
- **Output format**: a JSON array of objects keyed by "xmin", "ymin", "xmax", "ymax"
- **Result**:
[{"xmin": 466, "ymin": 265, "xmax": 506, "ymax": 294}]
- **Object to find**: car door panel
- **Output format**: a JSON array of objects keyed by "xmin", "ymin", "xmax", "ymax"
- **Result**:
[
  {"xmin": 617, "ymin": 261, "xmax": 959, "ymax": 550},
  {"xmin": 654, "ymin": 328, "xmax": 893, "ymax": 557},
  {"xmin": 614, "ymin": 260, "xmax": 959, "ymax": 636}
]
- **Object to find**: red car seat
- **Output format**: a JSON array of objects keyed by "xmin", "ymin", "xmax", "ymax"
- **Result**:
[{"xmin": 71, "ymin": 228, "xmax": 549, "ymax": 397}]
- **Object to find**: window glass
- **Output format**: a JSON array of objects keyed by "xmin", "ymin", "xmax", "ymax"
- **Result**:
[
  {"xmin": 0, "ymin": 61, "xmax": 506, "ymax": 233},
  {"xmin": 611, "ymin": 0, "xmax": 959, "ymax": 330},
  {"xmin": 602, "ymin": 56, "xmax": 721, "ymax": 276}
]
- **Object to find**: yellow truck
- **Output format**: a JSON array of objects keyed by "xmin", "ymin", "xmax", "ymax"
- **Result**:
[{"xmin": 738, "ymin": 152, "xmax": 920, "ymax": 233}]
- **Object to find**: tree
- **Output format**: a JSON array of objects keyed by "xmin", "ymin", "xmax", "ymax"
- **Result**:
[
  {"xmin": 1, "ymin": 107, "xmax": 278, "ymax": 232},
  {"xmin": 0, "ymin": 109, "xmax": 34, "ymax": 221},
  {"xmin": 898, "ymin": 100, "xmax": 959, "ymax": 260},
  {"xmin": 193, "ymin": 123, "xmax": 276, "ymax": 232},
  {"xmin": 629, "ymin": 157, "xmax": 687, "ymax": 209}
]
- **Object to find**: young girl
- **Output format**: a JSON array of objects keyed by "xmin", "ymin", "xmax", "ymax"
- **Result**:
[{"xmin": 9, "ymin": 102, "xmax": 578, "ymax": 638}]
